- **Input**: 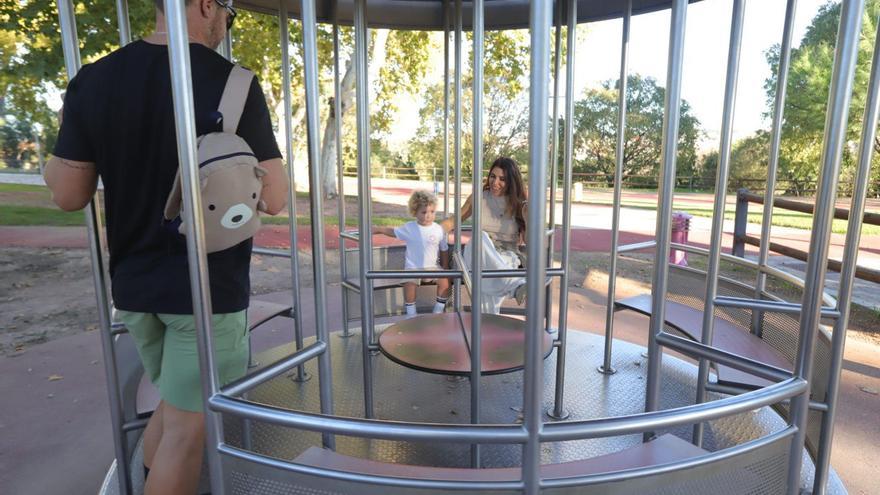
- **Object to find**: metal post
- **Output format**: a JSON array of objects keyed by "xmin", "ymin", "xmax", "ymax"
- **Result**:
[
  {"xmin": 56, "ymin": 4, "xmax": 130, "ymax": 494},
  {"xmin": 644, "ymin": 0, "xmax": 688, "ymax": 425},
  {"xmin": 443, "ymin": 0, "xmax": 451, "ymax": 218},
  {"xmin": 162, "ymin": 0, "xmax": 226, "ymax": 491},
  {"xmin": 115, "ymin": 0, "xmax": 131, "ymax": 46},
  {"xmin": 333, "ymin": 2, "xmax": 352, "ymax": 339},
  {"xmin": 549, "ymin": 0, "xmax": 577, "ymax": 421},
  {"xmin": 599, "ymin": 0, "xmax": 631, "ymax": 376},
  {"xmin": 522, "ymin": 0, "xmax": 552, "ymax": 492},
  {"xmin": 469, "ymin": 0, "xmax": 484, "ymax": 468},
  {"xmin": 544, "ymin": 0, "xmax": 563, "ymax": 333},
  {"xmin": 453, "ymin": 0, "xmax": 463, "ymax": 313},
  {"xmin": 732, "ymin": 188, "xmax": 749, "ymax": 258},
  {"xmin": 353, "ymin": 0, "xmax": 375, "ymax": 419},
  {"xmin": 279, "ymin": 0, "xmax": 308, "ymax": 381},
  {"xmin": 219, "ymin": 29, "xmax": 233, "ymax": 60},
  {"xmin": 693, "ymin": 0, "xmax": 745, "ymax": 447},
  {"xmin": 786, "ymin": 1, "xmax": 864, "ymax": 492},
  {"xmin": 300, "ymin": 0, "xmax": 337, "ymax": 448},
  {"xmin": 815, "ymin": 4, "xmax": 878, "ymax": 493},
  {"xmin": 752, "ymin": 0, "xmax": 797, "ymax": 336}
]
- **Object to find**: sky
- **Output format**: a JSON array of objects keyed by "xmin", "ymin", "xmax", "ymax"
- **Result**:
[
  {"xmin": 391, "ymin": 0, "xmax": 833, "ymax": 153},
  {"xmin": 575, "ymin": 0, "xmax": 831, "ymax": 149}
]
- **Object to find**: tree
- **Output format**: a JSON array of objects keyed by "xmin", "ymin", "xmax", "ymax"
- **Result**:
[
  {"xmin": 409, "ymin": 29, "xmax": 532, "ymax": 182},
  {"xmin": 568, "ymin": 74, "xmax": 703, "ymax": 187},
  {"xmin": 763, "ymin": 1, "xmax": 880, "ymax": 196},
  {"xmin": 0, "ymin": 2, "xmax": 433, "ymax": 200}
]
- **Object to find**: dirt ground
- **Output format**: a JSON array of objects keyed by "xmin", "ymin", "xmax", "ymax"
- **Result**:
[{"xmin": 4, "ymin": 247, "xmax": 877, "ymax": 357}]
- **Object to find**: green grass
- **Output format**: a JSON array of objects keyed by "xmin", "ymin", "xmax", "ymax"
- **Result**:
[
  {"xmin": 0, "ymin": 205, "xmax": 87, "ymax": 226},
  {"xmin": 576, "ymin": 195, "xmax": 880, "ymax": 235},
  {"xmin": 0, "ymin": 183, "xmax": 49, "ymax": 193},
  {"xmin": 262, "ymin": 215, "xmax": 410, "ymax": 227}
]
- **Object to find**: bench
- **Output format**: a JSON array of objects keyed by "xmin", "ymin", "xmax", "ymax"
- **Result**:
[
  {"xmin": 344, "ymin": 245, "xmax": 447, "ymax": 319},
  {"xmin": 614, "ymin": 294, "xmax": 791, "ymax": 390},
  {"xmin": 610, "ymin": 262, "xmax": 834, "ymax": 460},
  {"xmin": 293, "ymin": 433, "xmax": 706, "ymax": 483}
]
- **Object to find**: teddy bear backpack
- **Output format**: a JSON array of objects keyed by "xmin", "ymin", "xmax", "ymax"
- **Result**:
[{"xmin": 163, "ymin": 65, "xmax": 266, "ymax": 253}]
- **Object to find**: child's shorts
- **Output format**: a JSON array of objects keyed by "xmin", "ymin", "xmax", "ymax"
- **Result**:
[
  {"xmin": 117, "ymin": 310, "xmax": 249, "ymax": 413},
  {"xmin": 400, "ymin": 277, "xmax": 437, "ymax": 286}
]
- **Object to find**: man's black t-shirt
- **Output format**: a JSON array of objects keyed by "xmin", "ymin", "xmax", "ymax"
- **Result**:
[{"xmin": 54, "ymin": 40, "xmax": 281, "ymax": 314}]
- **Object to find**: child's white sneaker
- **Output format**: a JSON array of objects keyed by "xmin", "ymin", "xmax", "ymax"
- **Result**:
[{"xmin": 405, "ymin": 303, "xmax": 417, "ymax": 318}]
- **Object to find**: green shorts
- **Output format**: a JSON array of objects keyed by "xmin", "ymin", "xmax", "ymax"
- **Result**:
[{"xmin": 117, "ymin": 310, "xmax": 249, "ymax": 413}]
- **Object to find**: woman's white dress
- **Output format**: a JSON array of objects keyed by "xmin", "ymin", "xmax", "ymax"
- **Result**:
[{"xmin": 462, "ymin": 194, "xmax": 525, "ymax": 314}]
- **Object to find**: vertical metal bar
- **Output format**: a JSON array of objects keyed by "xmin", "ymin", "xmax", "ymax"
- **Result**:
[
  {"xmin": 219, "ymin": 30, "xmax": 233, "ymax": 60},
  {"xmin": 443, "ymin": 0, "xmax": 451, "ymax": 218},
  {"xmin": 644, "ymin": 0, "xmax": 688, "ymax": 424},
  {"xmin": 469, "ymin": 0, "xmax": 484, "ymax": 468},
  {"xmin": 453, "ymin": 0, "xmax": 463, "ymax": 313},
  {"xmin": 752, "ymin": 0, "xmax": 797, "ymax": 337},
  {"xmin": 353, "ymin": 0, "xmax": 375, "ymax": 419},
  {"xmin": 115, "ymin": 0, "xmax": 131, "ymax": 46},
  {"xmin": 301, "ymin": 0, "xmax": 337, "ymax": 448},
  {"xmin": 732, "ymin": 188, "xmax": 749, "ymax": 257},
  {"xmin": 786, "ymin": 1, "xmax": 864, "ymax": 492},
  {"xmin": 162, "ymin": 0, "xmax": 226, "ymax": 491},
  {"xmin": 56, "ymin": 5, "xmax": 130, "ymax": 494},
  {"xmin": 544, "ymin": 0, "xmax": 563, "ymax": 332},
  {"xmin": 523, "ymin": 0, "xmax": 552, "ymax": 492},
  {"xmin": 333, "ymin": 3, "xmax": 352, "ymax": 338},
  {"xmin": 693, "ymin": 0, "xmax": 745, "ymax": 447},
  {"xmin": 279, "ymin": 0, "xmax": 308, "ymax": 381},
  {"xmin": 813, "ymin": 16, "xmax": 880, "ymax": 494},
  {"xmin": 549, "ymin": 0, "xmax": 577, "ymax": 421},
  {"xmin": 599, "ymin": 0, "xmax": 631, "ymax": 376}
]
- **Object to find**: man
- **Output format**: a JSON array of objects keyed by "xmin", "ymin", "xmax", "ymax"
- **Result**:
[{"xmin": 45, "ymin": 1, "xmax": 288, "ymax": 493}]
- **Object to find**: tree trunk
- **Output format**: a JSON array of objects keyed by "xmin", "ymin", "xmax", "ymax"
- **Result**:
[
  {"xmin": 320, "ymin": 29, "xmax": 390, "ymax": 199},
  {"xmin": 320, "ymin": 58, "xmax": 356, "ymax": 198}
]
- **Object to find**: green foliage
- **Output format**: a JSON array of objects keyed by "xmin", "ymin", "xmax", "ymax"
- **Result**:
[
  {"xmin": 568, "ymin": 74, "xmax": 703, "ymax": 186},
  {"xmin": 0, "ymin": 0, "xmax": 153, "ymax": 168},
  {"xmin": 409, "ymin": 29, "xmax": 532, "ymax": 180},
  {"xmin": 762, "ymin": 0, "xmax": 880, "ymax": 196}
]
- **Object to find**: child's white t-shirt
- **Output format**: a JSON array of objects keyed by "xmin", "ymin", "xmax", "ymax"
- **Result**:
[{"xmin": 393, "ymin": 221, "xmax": 449, "ymax": 270}]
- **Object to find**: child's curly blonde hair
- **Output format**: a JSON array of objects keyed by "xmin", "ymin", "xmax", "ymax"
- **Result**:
[{"xmin": 408, "ymin": 190, "xmax": 438, "ymax": 217}]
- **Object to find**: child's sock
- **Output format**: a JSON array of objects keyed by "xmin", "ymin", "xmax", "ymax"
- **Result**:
[
  {"xmin": 432, "ymin": 296, "xmax": 448, "ymax": 313},
  {"xmin": 405, "ymin": 302, "xmax": 417, "ymax": 317}
]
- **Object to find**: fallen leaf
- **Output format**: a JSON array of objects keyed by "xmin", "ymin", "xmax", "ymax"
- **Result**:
[
  {"xmin": 48, "ymin": 374, "xmax": 63, "ymax": 381},
  {"xmin": 859, "ymin": 386, "xmax": 878, "ymax": 396}
]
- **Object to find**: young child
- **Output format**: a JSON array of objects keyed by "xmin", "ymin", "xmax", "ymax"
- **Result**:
[{"xmin": 373, "ymin": 190, "xmax": 450, "ymax": 317}]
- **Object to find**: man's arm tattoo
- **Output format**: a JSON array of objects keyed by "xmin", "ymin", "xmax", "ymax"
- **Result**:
[{"xmin": 60, "ymin": 159, "xmax": 93, "ymax": 170}]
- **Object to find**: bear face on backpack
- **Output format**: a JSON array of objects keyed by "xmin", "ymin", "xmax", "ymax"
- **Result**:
[{"xmin": 163, "ymin": 65, "xmax": 267, "ymax": 253}]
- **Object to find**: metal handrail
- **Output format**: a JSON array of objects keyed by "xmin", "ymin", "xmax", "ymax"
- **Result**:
[{"xmin": 208, "ymin": 376, "xmax": 804, "ymax": 444}]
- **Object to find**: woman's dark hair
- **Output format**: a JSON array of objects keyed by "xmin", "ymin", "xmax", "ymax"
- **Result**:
[{"xmin": 483, "ymin": 157, "xmax": 527, "ymax": 234}]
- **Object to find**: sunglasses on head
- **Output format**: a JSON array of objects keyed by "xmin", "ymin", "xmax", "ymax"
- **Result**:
[{"xmin": 215, "ymin": 0, "xmax": 236, "ymax": 30}]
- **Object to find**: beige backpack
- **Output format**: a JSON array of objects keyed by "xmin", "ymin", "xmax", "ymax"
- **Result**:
[{"xmin": 164, "ymin": 65, "xmax": 266, "ymax": 253}]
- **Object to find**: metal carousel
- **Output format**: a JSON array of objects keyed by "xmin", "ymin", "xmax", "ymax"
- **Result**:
[{"xmin": 52, "ymin": 0, "xmax": 878, "ymax": 494}]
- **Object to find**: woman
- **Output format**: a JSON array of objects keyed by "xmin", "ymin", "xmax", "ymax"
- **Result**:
[{"xmin": 440, "ymin": 157, "xmax": 527, "ymax": 314}]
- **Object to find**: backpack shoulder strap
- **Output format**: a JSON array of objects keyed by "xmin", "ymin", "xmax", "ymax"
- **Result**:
[{"xmin": 217, "ymin": 65, "xmax": 255, "ymax": 134}]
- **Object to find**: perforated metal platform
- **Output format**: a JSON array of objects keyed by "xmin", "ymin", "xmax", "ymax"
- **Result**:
[{"xmin": 101, "ymin": 328, "xmax": 846, "ymax": 494}]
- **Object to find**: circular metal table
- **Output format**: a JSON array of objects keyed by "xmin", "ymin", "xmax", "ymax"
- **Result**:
[{"xmin": 377, "ymin": 312, "xmax": 554, "ymax": 376}]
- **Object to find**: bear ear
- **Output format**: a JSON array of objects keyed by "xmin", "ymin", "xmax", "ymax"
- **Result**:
[{"xmin": 254, "ymin": 164, "xmax": 267, "ymax": 178}]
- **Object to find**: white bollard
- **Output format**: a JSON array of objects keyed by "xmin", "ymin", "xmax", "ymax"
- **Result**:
[{"xmin": 574, "ymin": 182, "xmax": 584, "ymax": 202}]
